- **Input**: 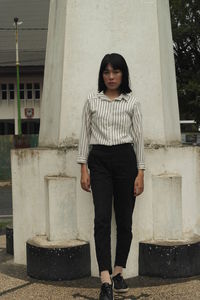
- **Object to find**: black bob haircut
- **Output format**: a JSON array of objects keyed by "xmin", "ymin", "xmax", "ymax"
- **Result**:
[{"xmin": 98, "ymin": 53, "xmax": 132, "ymax": 94}]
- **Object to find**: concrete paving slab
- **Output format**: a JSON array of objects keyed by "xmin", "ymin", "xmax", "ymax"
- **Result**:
[{"xmin": 1, "ymin": 235, "xmax": 200, "ymax": 299}]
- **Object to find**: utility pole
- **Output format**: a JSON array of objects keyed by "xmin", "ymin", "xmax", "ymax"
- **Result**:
[{"xmin": 14, "ymin": 17, "xmax": 23, "ymax": 135}]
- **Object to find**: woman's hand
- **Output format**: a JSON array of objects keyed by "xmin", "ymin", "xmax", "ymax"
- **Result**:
[
  {"xmin": 134, "ymin": 169, "xmax": 144, "ymax": 197},
  {"xmin": 80, "ymin": 164, "xmax": 91, "ymax": 192}
]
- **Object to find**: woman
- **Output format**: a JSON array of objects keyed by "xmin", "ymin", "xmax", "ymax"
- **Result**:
[{"xmin": 77, "ymin": 53, "xmax": 145, "ymax": 300}]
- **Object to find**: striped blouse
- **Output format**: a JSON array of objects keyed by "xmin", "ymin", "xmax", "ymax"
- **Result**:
[{"xmin": 77, "ymin": 91, "xmax": 145, "ymax": 169}]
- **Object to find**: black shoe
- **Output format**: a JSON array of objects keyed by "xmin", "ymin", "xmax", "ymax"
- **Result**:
[
  {"xmin": 99, "ymin": 282, "xmax": 114, "ymax": 300},
  {"xmin": 112, "ymin": 273, "xmax": 129, "ymax": 293}
]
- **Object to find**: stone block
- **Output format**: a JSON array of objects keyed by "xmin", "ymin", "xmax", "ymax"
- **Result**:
[
  {"xmin": 45, "ymin": 176, "xmax": 77, "ymax": 241},
  {"xmin": 152, "ymin": 173, "xmax": 182, "ymax": 240}
]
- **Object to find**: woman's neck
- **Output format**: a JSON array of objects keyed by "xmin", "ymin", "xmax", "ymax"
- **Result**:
[{"xmin": 105, "ymin": 89, "xmax": 120, "ymax": 100}]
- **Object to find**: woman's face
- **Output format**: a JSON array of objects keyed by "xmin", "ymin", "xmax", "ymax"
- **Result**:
[{"xmin": 103, "ymin": 63, "xmax": 122, "ymax": 91}]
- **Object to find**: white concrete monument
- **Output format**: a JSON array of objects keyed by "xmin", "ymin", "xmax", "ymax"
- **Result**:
[{"xmin": 11, "ymin": 0, "xmax": 200, "ymax": 278}]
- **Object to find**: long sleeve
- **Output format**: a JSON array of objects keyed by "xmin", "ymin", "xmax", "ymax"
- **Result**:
[
  {"xmin": 77, "ymin": 99, "xmax": 91, "ymax": 164},
  {"xmin": 131, "ymin": 100, "xmax": 145, "ymax": 170}
]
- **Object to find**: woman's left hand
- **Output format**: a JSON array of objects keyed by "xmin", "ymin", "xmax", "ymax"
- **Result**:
[{"xmin": 134, "ymin": 170, "xmax": 144, "ymax": 197}]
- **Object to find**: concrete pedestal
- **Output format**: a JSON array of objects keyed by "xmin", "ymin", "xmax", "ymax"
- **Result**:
[
  {"xmin": 11, "ymin": 145, "xmax": 200, "ymax": 277},
  {"xmin": 139, "ymin": 239, "xmax": 200, "ymax": 278},
  {"xmin": 27, "ymin": 235, "xmax": 91, "ymax": 280}
]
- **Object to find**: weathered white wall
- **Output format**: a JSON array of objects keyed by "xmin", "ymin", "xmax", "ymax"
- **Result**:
[
  {"xmin": 39, "ymin": 0, "xmax": 180, "ymax": 147},
  {"xmin": 11, "ymin": 145, "xmax": 200, "ymax": 277}
]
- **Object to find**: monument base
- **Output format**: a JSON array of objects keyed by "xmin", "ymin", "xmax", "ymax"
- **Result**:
[
  {"xmin": 139, "ymin": 238, "xmax": 200, "ymax": 278},
  {"xmin": 26, "ymin": 235, "xmax": 91, "ymax": 281},
  {"xmin": 11, "ymin": 145, "xmax": 200, "ymax": 277}
]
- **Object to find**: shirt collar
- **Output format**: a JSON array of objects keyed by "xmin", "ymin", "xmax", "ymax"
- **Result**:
[{"xmin": 97, "ymin": 91, "xmax": 130, "ymax": 102}]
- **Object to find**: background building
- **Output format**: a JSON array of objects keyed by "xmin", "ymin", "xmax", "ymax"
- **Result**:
[{"xmin": 0, "ymin": 0, "xmax": 49, "ymax": 135}]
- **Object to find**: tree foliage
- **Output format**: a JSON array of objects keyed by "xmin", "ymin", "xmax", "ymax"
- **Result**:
[{"xmin": 169, "ymin": 0, "xmax": 200, "ymax": 125}]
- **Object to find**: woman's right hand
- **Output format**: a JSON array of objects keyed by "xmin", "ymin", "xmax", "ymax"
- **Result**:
[{"xmin": 80, "ymin": 164, "xmax": 91, "ymax": 192}]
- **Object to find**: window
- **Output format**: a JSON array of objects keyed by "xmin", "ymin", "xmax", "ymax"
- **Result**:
[
  {"xmin": 22, "ymin": 119, "xmax": 40, "ymax": 134},
  {"xmin": 9, "ymin": 84, "xmax": 14, "ymax": 100},
  {"xmin": 7, "ymin": 121, "xmax": 14, "ymax": 133},
  {"xmin": 0, "ymin": 81, "xmax": 41, "ymax": 101},
  {"xmin": 0, "ymin": 120, "xmax": 40, "ymax": 135},
  {"xmin": 20, "ymin": 83, "xmax": 24, "ymax": 100},
  {"xmin": 0, "ymin": 122, "xmax": 4, "ymax": 134},
  {"xmin": 1, "ymin": 84, "xmax": 7, "ymax": 100},
  {"xmin": 34, "ymin": 83, "xmax": 40, "ymax": 100},
  {"xmin": 26, "ymin": 83, "xmax": 33, "ymax": 100},
  {"xmin": 1, "ymin": 84, "xmax": 15, "ymax": 100},
  {"xmin": 0, "ymin": 120, "xmax": 14, "ymax": 135}
]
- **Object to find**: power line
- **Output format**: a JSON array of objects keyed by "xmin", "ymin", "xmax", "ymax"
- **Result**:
[
  {"xmin": 0, "ymin": 28, "xmax": 48, "ymax": 30},
  {"xmin": 0, "ymin": 50, "xmax": 46, "ymax": 52},
  {"xmin": 0, "ymin": 59, "xmax": 45, "ymax": 64}
]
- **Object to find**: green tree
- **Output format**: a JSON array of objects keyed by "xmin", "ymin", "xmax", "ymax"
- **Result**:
[{"xmin": 169, "ymin": 0, "xmax": 200, "ymax": 126}]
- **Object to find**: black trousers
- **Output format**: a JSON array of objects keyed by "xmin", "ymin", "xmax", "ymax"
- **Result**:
[{"xmin": 88, "ymin": 143, "xmax": 138, "ymax": 275}]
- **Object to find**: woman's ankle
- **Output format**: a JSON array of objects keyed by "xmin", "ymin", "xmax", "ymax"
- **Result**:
[
  {"xmin": 100, "ymin": 270, "xmax": 112, "ymax": 284},
  {"xmin": 113, "ymin": 265, "xmax": 123, "ymax": 277}
]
